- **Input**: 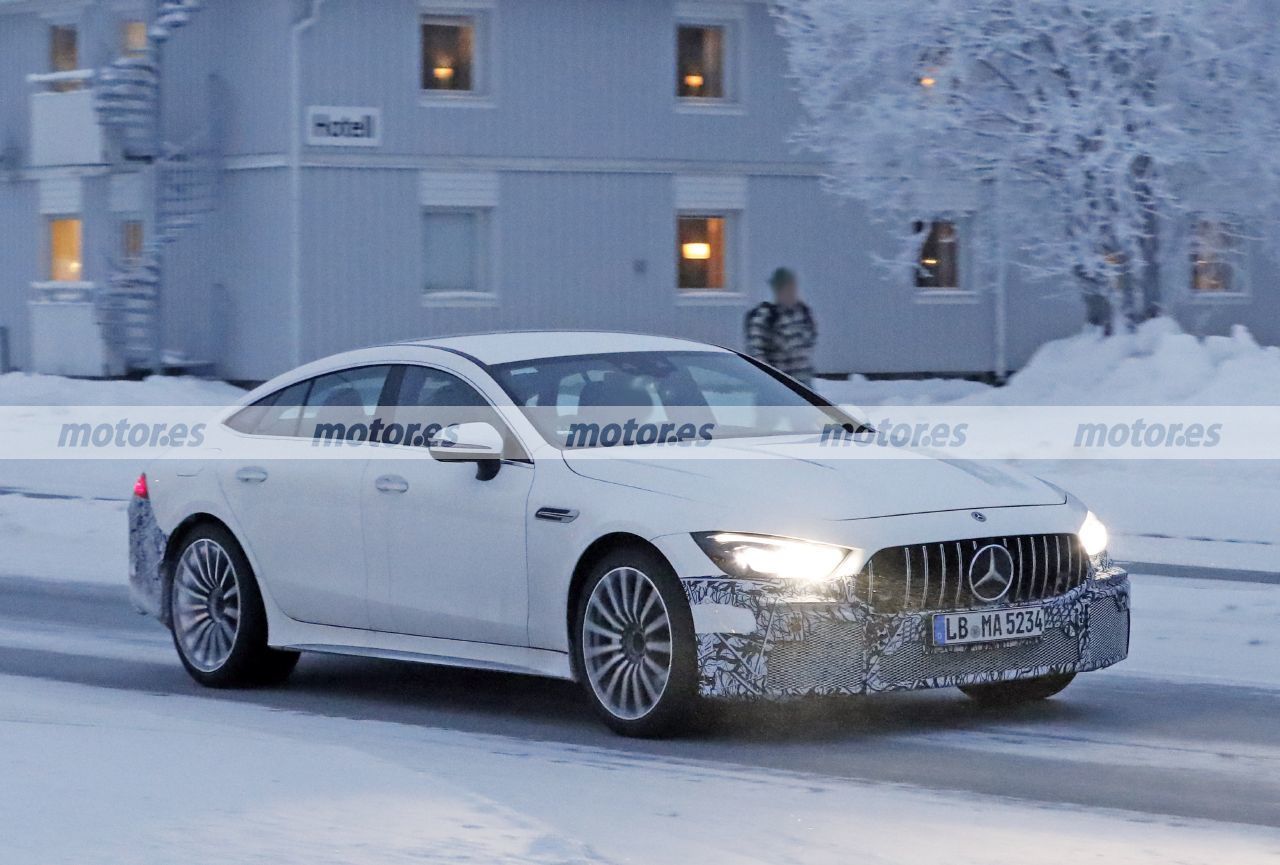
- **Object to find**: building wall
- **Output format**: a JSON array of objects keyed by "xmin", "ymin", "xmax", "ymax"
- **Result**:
[{"xmin": 0, "ymin": 0, "xmax": 1275, "ymax": 381}]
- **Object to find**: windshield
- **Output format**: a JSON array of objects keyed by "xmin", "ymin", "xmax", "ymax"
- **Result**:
[{"xmin": 489, "ymin": 350, "xmax": 860, "ymax": 449}]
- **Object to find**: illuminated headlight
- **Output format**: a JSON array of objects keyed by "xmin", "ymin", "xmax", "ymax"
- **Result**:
[
  {"xmin": 1078, "ymin": 511, "xmax": 1109, "ymax": 558},
  {"xmin": 693, "ymin": 532, "xmax": 862, "ymax": 583}
]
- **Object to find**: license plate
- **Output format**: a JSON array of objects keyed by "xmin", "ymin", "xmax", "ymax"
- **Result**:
[{"xmin": 932, "ymin": 605, "xmax": 1045, "ymax": 647}]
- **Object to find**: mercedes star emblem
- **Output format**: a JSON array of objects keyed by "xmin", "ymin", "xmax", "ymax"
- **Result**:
[{"xmin": 968, "ymin": 543, "xmax": 1016, "ymax": 603}]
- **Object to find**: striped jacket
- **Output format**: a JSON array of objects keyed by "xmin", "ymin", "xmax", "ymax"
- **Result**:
[{"xmin": 745, "ymin": 301, "xmax": 817, "ymax": 384}]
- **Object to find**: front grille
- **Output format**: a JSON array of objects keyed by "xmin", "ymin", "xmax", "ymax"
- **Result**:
[{"xmin": 856, "ymin": 533, "xmax": 1089, "ymax": 613}]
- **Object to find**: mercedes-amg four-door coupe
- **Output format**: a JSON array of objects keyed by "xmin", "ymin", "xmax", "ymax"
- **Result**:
[{"xmin": 129, "ymin": 331, "xmax": 1129, "ymax": 736}]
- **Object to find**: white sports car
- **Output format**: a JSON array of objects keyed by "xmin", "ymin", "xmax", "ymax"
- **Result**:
[{"xmin": 129, "ymin": 331, "xmax": 1129, "ymax": 736}]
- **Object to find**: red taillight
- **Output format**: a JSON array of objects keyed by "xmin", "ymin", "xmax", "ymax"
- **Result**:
[{"xmin": 133, "ymin": 473, "xmax": 149, "ymax": 499}]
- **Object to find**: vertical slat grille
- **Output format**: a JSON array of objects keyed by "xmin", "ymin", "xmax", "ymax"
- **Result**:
[{"xmin": 854, "ymin": 534, "xmax": 1089, "ymax": 613}]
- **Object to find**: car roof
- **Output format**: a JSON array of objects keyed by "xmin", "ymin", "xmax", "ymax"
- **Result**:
[
  {"xmin": 231, "ymin": 331, "xmax": 737, "ymax": 410},
  {"xmin": 401, "ymin": 330, "xmax": 732, "ymax": 366}
]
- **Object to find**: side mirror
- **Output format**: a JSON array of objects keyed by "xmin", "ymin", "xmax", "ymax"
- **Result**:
[{"xmin": 429, "ymin": 422, "xmax": 505, "ymax": 480}]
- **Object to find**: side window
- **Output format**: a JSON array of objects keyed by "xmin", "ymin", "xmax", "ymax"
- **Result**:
[
  {"xmin": 226, "ymin": 381, "xmax": 311, "ymax": 437},
  {"xmin": 297, "ymin": 366, "xmax": 393, "ymax": 441},
  {"xmin": 226, "ymin": 367, "xmax": 392, "ymax": 439},
  {"xmin": 386, "ymin": 365, "xmax": 523, "ymax": 458},
  {"xmin": 914, "ymin": 220, "xmax": 961, "ymax": 290}
]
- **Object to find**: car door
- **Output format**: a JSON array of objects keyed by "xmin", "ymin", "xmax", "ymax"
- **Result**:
[
  {"xmin": 363, "ymin": 363, "xmax": 534, "ymax": 646},
  {"xmin": 218, "ymin": 365, "xmax": 393, "ymax": 629}
]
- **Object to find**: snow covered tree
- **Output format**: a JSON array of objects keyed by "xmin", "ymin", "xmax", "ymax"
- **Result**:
[{"xmin": 772, "ymin": 0, "xmax": 1280, "ymax": 327}]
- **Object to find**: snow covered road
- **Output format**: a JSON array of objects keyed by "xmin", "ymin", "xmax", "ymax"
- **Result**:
[{"xmin": 1, "ymin": 573, "xmax": 1278, "ymax": 864}]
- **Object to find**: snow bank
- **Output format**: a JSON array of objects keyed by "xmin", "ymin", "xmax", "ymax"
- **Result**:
[
  {"xmin": 0, "ymin": 374, "xmax": 244, "ymax": 507},
  {"xmin": 966, "ymin": 318, "xmax": 1280, "ymax": 406},
  {"xmin": 814, "ymin": 320, "xmax": 1280, "ymax": 572},
  {"xmin": 818, "ymin": 318, "xmax": 1280, "ymax": 407},
  {"xmin": 818, "ymin": 374, "xmax": 989, "ymax": 407},
  {"xmin": 0, "ymin": 371, "xmax": 242, "ymax": 406}
]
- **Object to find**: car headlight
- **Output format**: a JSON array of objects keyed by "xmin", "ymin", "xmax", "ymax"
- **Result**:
[
  {"xmin": 692, "ymin": 532, "xmax": 862, "ymax": 583},
  {"xmin": 1078, "ymin": 511, "xmax": 1108, "ymax": 558}
]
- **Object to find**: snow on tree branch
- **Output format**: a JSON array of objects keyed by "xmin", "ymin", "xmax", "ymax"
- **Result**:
[{"xmin": 772, "ymin": 0, "xmax": 1280, "ymax": 320}]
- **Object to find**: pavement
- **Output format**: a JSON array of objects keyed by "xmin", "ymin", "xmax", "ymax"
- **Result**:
[{"xmin": 1, "ymin": 570, "xmax": 1278, "ymax": 831}]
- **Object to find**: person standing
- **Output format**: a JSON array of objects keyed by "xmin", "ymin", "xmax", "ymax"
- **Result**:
[{"xmin": 745, "ymin": 267, "xmax": 817, "ymax": 385}]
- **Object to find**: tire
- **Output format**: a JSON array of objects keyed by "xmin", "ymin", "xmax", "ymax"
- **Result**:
[
  {"xmin": 573, "ymin": 546, "xmax": 698, "ymax": 737},
  {"xmin": 169, "ymin": 523, "xmax": 300, "ymax": 688},
  {"xmin": 959, "ymin": 672, "xmax": 1075, "ymax": 707}
]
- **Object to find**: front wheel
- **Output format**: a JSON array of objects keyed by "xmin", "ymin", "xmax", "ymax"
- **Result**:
[
  {"xmin": 959, "ymin": 672, "xmax": 1075, "ymax": 707},
  {"xmin": 574, "ymin": 548, "xmax": 698, "ymax": 737},
  {"xmin": 170, "ymin": 524, "xmax": 299, "ymax": 688}
]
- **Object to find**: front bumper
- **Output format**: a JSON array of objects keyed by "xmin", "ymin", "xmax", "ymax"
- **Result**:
[{"xmin": 682, "ymin": 565, "xmax": 1130, "ymax": 699}]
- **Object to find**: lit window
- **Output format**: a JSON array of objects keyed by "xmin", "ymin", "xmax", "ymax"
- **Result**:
[
  {"xmin": 49, "ymin": 25, "xmax": 80, "ymax": 92},
  {"xmin": 677, "ymin": 215, "xmax": 728, "ymax": 290},
  {"xmin": 122, "ymin": 220, "xmax": 144, "ymax": 263},
  {"xmin": 49, "ymin": 218, "xmax": 83, "ymax": 282},
  {"xmin": 422, "ymin": 17, "xmax": 476, "ymax": 92},
  {"xmin": 424, "ymin": 210, "xmax": 486, "ymax": 295},
  {"xmin": 677, "ymin": 25, "xmax": 725, "ymax": 99},
  {"xmin": 917, "ymin": 48, "xmax": 948, "ymax": 90},
  {"xmin": 915, "ymin": 220, "xmax": 960, "ymax": 289},
  {"xmin": 122, "ymin": 20, "xmax": 148, "ymax": 57},
  {"xmin": 1190, "ymin": 219, "xmax": 1238, "ymax": 294}
]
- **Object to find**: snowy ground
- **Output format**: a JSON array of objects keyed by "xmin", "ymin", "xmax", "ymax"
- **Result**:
[
  {"xmin": 2, "ymin": 595, "xmax": 1278, "ymax": 865},
  {"xmin": 0, "ymin": 372, "xmax": 241, "ymax": 583}
]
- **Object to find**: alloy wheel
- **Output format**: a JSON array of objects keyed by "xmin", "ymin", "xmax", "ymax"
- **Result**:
[
  {"xmin": 173, "ymin": 538, "xmax": 241, "ymax": 673},
  {"xmin": 582, "ymin": 566, "xmax": 674, "ymax": 721}
]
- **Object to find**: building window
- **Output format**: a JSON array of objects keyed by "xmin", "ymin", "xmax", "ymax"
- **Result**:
[
  {"xmin": 423, "ymin": 209, "xmax": 487, "ymax": 296},
  {"xmin": 122, "ymin": 20, "xmax": 148, "ymax": 57},
  {"xmin": 49, "ymin": 25, "xmax": 80, "ymax": 92},
  {"xmin": 49, "ymin": 218, "xmax": 83, "ymax": 282},
  {"xmin": 422, "ymin": 17, "xmax": 476, "ymax": 93},
  {"xmin": 677, "ymin": 215, "xmax": 729, "ymax": 291},
  {"xmin": 1190, "ymin": 219, "xmax": 1239, "ymax": 294},
  {"xmin": 122, "ymin": 220, "xmax": 144, "ymax": 263},
  {"xmin": 914, "ymin": 220, "xmax": 960, "ymax": 290},
  {"xmin": 677, "ymin": 25, "xmax": 726, "ymax": 99}
]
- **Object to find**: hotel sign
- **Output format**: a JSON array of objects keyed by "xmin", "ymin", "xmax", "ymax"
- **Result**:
[{"xmin": 306, "ymin": 106, "xmax": 381, "ymax": 147}]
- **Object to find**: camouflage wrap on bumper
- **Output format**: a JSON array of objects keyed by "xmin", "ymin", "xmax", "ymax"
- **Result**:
[
  {"xmin": 128, "ymin": 496, "xmax": 169, "ymax": 622},
  {"xmin": 682, "ymin": 565, "xmax": 1130, "ymax": 699}
]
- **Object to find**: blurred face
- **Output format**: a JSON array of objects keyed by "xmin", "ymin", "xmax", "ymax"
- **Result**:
[{"xmin": 774, "ymin": 278, "xmax": 799, "ymax": 307}]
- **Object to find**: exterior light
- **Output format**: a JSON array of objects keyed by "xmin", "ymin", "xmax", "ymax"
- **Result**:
[
  {"xmin": 693, "ymin": 532, "xmax": 863, "ymax": 583},
  {"xmin": 922, "ymin": 258, "xmax": 939, "ymax": 266},
  {"xmin": 1078, "ymin": 511, "xmax": 1109, "ymax": 558},
  {"xmin": 433, "ymin": 65, "xmax": 455, "ymax": 81},
  {"xmin": 684, "ymin": 73, "xmax": 704, "ymax": 89},
  {"xmin": 682, "ymin": 242, "xmax": 712, "ymax": 260},
  {"xmin": 920, "ymin": 76, "xmax": 937, "ymax": 88}
]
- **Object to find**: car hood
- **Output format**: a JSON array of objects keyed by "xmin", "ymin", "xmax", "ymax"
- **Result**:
[{"xmin": 561, "ymin": 436, "xmax": 1064, "ymax": 521}]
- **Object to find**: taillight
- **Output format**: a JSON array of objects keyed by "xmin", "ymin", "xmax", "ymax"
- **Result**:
[{"xmin": 133, "ymin": 473, "xmax": 149, "ymax": 499}]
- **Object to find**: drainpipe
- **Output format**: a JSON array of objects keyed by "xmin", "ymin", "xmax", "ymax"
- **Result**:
[
  {"xmin": 289, "ymin": 0, "xmax": 325, "ymax": 367},
  {"xmin": 990, "ymin": 171, "xmax": 1009, "ymax": 383}
]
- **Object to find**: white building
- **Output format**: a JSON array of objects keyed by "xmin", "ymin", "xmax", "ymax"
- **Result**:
[{"xmin": 0, "ymin": 0, "xmax": 1274, "ymax": 381}]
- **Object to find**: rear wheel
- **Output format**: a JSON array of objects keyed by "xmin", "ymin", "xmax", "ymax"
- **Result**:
[
  {"xmin": 959, "ymin": 672, "xmax": 1075, "ymax": 707},
  {"xmin": 574, "ymin": 547, "xmax": 698, "ymax": 737},
  {"xmin": 170, "ymin": 524, "xmax": 299, "ymax": 687}
]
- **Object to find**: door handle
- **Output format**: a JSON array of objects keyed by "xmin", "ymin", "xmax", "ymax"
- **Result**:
[
  {"xmin": 374, "ymin": 474, "xmax": 409, "ymax": 494},
  {"xmin": 235, "ymin": 466, "xmax": 269, "ymax": 484}
]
